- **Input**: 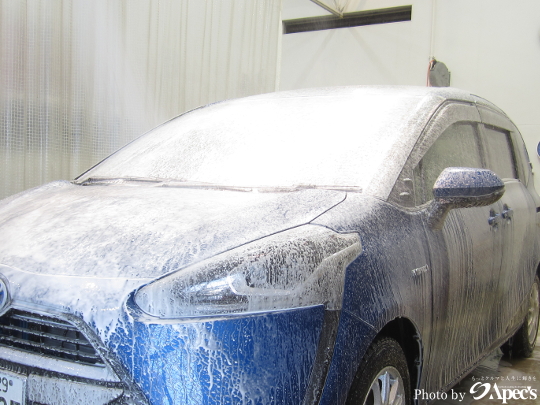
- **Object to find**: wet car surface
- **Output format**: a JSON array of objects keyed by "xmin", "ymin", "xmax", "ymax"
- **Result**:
[{"xmin": 0, "ymin": 86, "xmax": 538, "ymax": 405}]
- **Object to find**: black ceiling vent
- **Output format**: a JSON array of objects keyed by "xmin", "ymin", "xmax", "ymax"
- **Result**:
[{"xmin": 283, "ymin": 5, "xmax": 412, "ymax": 35}]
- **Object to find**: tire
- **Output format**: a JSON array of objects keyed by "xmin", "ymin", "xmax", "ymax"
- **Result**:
[
  {"xmin": 513, "ymin": 275, "xmax": 540, "ymax": 358},
  {"xmin": 346, "ymin": 337, "xmax": 411, "ymax": 405}
]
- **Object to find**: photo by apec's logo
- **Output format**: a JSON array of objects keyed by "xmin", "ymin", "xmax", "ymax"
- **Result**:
[
  {"xmin": 414, "ymin": 380, "xmax": 538, "ymax": 404},
  {"xmin": 469, "ymin": 382, "xmax": 537, "ymax": 403}
]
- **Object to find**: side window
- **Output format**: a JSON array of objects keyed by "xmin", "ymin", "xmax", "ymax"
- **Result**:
[
  {"xmin": 414, "ymin": 122, "xmax": 483, "ymax": 205},
  {"xmin": 482, "ymin": 125, "xmax": 517, "ymax": 180}
]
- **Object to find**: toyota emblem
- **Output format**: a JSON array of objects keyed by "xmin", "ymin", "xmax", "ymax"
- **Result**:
[{"xmin": 0, "ymin": 276, "xmax": 10, "ymax": 315}]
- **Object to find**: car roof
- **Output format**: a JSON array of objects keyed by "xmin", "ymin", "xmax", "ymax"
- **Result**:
[{"xmin": 230, "ymin": 85, "xmax": 474, "ymax": 103}]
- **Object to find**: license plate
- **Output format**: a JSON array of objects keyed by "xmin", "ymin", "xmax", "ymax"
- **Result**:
[{"xmin": 0, "ymin": 370, "xmax": 25, "ymax": 405}]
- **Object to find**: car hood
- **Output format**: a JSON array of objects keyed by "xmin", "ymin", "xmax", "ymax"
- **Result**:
[{"xmin": 0, "ymin": 181, "xmax": 346, "ymax": 280}]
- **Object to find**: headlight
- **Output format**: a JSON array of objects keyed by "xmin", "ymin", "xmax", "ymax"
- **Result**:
[{"xmin": 134, "ymin": 225, "xmax": 361, "ymax": 318}]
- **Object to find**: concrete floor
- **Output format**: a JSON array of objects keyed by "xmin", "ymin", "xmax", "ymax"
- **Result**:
[{"xmin": 432, "ymin": 337, "xmax": 540, "ymax": 404}]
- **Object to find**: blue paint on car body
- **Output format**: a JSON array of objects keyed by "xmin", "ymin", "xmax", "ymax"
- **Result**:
[{"xmin": 107, "ymin": 305, "xmax": 324, "ymax": 405}]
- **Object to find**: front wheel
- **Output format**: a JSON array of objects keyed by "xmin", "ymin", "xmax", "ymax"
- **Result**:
[
  {"xmin": 512, "ymin": 275, "xmax": 540, "ymax": 358},
  {"xmin": 346, "ymin": 337, "xmax": 411, "ymax": 405}
]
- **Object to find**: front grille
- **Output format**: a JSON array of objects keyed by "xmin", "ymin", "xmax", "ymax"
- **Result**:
[{"xmin": 0, "ymin": 310, "xmax": 104, "ymax": 366}]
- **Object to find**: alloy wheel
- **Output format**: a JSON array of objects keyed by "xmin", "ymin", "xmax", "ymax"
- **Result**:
[
  {"xmin": 527, "ymin": 281, "xmax": 540, "ymax": 346},
  {"xmin": 363, "ymin": 366, "xmax": 405, "ymax": 405}
]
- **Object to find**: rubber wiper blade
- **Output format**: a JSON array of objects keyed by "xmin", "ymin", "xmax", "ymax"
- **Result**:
[
  {"xmin": 77, "ymin": 177, "xmax": 172, "ymax": 186},
  {"xmin": 161, "ymin": 181, "xmax": 253, "ymax": 192},
  {"xmin": 256, "ymin": 184, "xmax": 362, "ymax": 193}
]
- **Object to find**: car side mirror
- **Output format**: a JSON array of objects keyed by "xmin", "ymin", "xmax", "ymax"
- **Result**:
[{"xmin": 427, "ymin": 167, "xmax": 505, "ymax": 230}]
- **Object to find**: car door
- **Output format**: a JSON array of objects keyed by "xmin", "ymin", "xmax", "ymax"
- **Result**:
[
  {"xmin": 391, "ymin": 102, "xmax": 504, "ymax": 394},
  {"xmin": 478, "ymin": 106, "xmax": 538, "ymax": 339}
]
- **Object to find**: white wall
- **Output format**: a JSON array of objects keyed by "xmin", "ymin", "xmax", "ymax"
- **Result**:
[
  {"xmin": 430, "ymin": 0, "xmax": 540, "ymax": 190},
  {"xmin": 280, "ymin": 0, "xmax": 540, "ymax": 190},
  {"xmin": 281, "ymin": 0, "xmax": 433, "ymax": 88},
  {"xmin": 0, "ymin": 0, "xmax": 282, "ymax": 199}
]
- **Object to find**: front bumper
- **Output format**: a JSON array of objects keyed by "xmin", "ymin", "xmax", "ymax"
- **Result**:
[
  {"xmin": 111, "ymin": 303, "xmax": 326, "ymax": 405},
  {"xmin": 0, "ymin": 304, "xmax": 326, "ymax": 405}
]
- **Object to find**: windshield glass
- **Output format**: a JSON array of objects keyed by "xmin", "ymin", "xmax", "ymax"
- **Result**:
[{"xmin": 78, "ymin": 89, "xmax": 423, "ymax": 189}]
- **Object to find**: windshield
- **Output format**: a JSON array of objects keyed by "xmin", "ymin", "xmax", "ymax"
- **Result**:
[{"xmin": 78, "ymin": 89, "xmax": 423, "ymax": 189}]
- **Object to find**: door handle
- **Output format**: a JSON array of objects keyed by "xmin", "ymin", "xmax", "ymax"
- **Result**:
[
  {"xmin": 502, "ymin": 204, "xmax": 513, "ymax": 221},
  {"xmin": 488, "ymin": 209, "xmax": 501, "ymax": 229}
]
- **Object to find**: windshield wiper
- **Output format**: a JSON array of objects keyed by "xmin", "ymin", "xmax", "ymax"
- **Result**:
[
  {"xmin": 76, "ymin": 178, "xmax": 361, "ymax": 193},
  {"xmin": 255, "ymin": 184, "xmax": 362, "ymax": 193},
  {"xmin": 76, "ymin": 177, "xmax": 250, "ymax": 191},
  {"xmin": 161, "ymin": 183, "xmax": 361, "ymax": 192},
  {"xmin": 76, "ymin": 177, "xmax": 176, "ymax": 186},
  {"xmin": 161, "ymin": 181, "xmax": 253, "ymax": 192}
]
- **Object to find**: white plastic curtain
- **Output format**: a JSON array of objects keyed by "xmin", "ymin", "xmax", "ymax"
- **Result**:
[{"xmin": 0, "ymin": 0, "xmax": 281, "ymax": 199}]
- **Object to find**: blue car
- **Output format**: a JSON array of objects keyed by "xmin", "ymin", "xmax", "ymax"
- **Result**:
[{"xmin": 0, "ymin": 86, "xmax": 538, "ymax": 405}]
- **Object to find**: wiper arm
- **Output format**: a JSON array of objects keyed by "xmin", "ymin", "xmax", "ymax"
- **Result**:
[
  {"xmin": 76, "ymin": 177, "xmax": 248, "ymax": 191},
  {"xmin": 76, "ymin": 176, "xmax": 177, "ymax": 186}
]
